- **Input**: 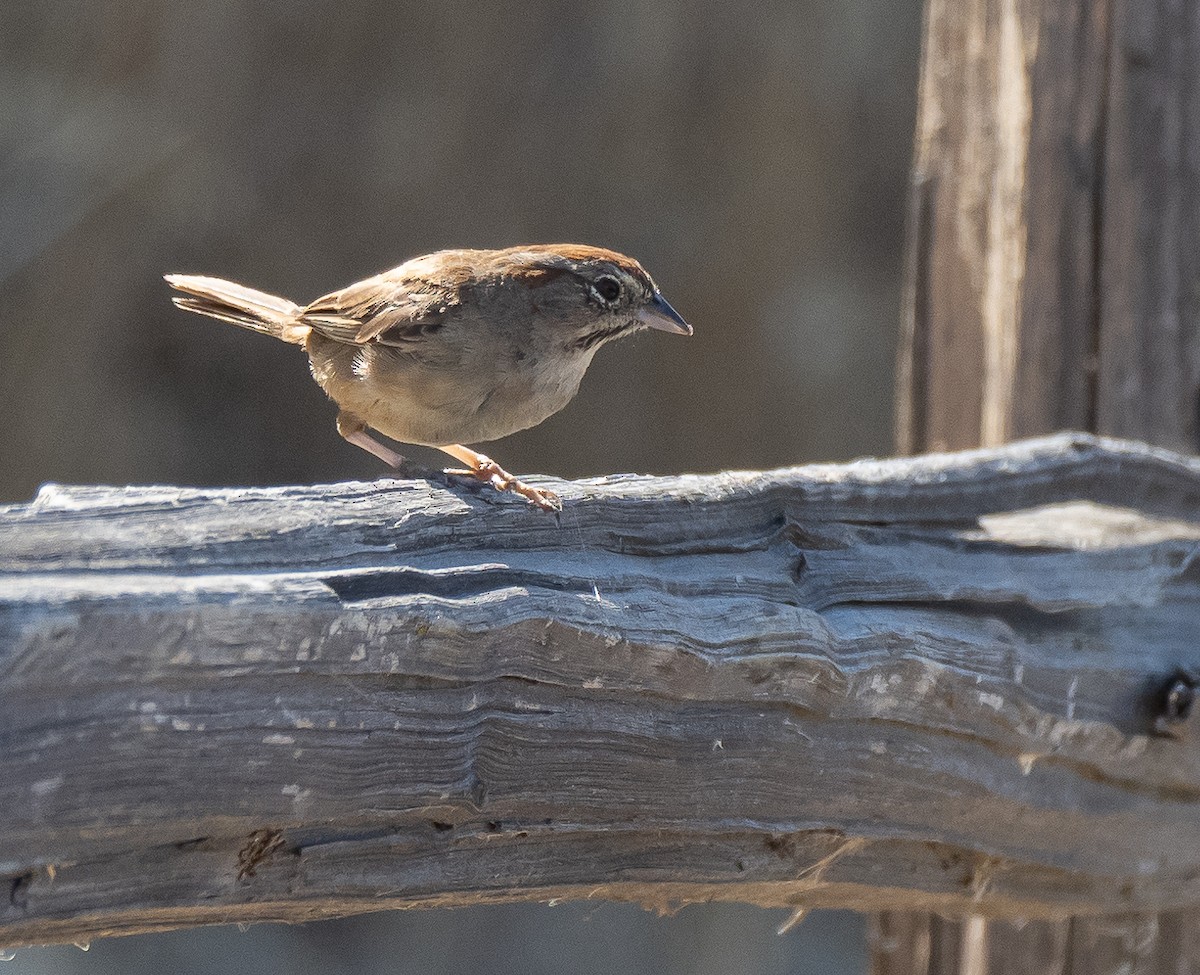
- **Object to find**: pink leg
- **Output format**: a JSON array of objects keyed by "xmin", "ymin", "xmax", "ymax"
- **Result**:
[
  {"xmin": 439, "ymin": 444, "xmax": 561, "ymax": 511},
  {"xmin": 336, "ymin": 412, "xmax": 406, "ymax": 468}
]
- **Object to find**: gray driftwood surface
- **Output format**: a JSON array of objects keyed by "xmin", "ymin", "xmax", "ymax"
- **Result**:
[{"xmin": 3, "ymin": 433, "xmax": 1200, "ymax": 948}]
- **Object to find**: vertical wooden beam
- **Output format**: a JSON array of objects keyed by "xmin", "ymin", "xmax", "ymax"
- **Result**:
[
  {"xmin": 883, "ymin": 0, "xmax": 1200, "ymax": 970},
  {"xmin": 1095, "ymin": 0, "xmax": 1200, "ymax": 451},
  {"xmin": 896, "ymin": 0, "xmax": 1110, "ymax": 455}
]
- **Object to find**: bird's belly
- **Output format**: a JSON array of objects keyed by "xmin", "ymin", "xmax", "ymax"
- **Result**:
[{"xmin": 308, "ymin": 338, "xmax": 586, "ymax": 447}]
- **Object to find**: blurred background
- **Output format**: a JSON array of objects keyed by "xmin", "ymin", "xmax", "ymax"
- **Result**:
[{"xmin": 1, "ymin": 0, "xmax": 920, "ymax": 971}]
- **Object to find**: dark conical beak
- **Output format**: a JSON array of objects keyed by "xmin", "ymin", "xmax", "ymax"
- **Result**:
[{"xmin": 637, "ymin": 292, "xmax": 693, "ymax": 336}]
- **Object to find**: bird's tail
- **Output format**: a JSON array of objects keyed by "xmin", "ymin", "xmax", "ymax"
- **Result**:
[{"xmin": 164, "ymin": 274, "xmax": 310, "ymax": 345}]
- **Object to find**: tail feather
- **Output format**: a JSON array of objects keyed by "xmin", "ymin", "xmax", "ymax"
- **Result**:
[{"xmin": 164, "ymin": 274, "xmax": 309, "ymax": 345}]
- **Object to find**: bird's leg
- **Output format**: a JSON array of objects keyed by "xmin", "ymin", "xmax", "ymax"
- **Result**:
[
  {"xmin": 336, "ymin": 411, "xmax": 406, "ymax": 468},
  {"xmin": 438, "ymin": 444, "xmax": 561, "ymax": 511}
]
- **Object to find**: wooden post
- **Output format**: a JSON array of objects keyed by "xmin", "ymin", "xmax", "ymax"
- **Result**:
[
  {"xmin": 880, "ymin": 0, "xmax": 1200, "ymax": 970},
  {"xmin": 4, "ymin": 437, "xmax": 1200, "ymax": 948}
]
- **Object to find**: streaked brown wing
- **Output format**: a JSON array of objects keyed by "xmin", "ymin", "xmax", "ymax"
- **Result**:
[{"xmin": 300, "ymin": 270, "xmax": 455, "ymax": 348}]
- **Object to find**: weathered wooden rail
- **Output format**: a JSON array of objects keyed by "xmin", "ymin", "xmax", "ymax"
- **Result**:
[{"xmin": 2, "ymin": 433, "xmax": 1200, "ymax": 948}]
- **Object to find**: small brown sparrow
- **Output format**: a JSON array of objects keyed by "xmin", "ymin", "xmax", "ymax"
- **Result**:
[{"xmin": 165, "ymin": 245, "xmax": 691, "ymax": 510}]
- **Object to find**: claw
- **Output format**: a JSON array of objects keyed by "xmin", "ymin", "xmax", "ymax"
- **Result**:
[{"xmin": 443, "ymin": 461, "xmax": 562, "ymax": 511}]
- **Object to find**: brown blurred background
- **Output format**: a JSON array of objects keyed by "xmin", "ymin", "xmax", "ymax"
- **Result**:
[{"xmin": 1, "ymin": 0, "xmax": 920, "ymax": 970}]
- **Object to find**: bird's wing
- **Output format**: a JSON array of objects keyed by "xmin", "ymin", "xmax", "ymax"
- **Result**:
[{"xmin": 300, "ymin": 269, "xmax": 457, "ymax": 349}]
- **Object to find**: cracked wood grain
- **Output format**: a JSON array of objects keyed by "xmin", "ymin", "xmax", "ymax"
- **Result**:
[{"xmin": 2, "ymin": 433, "xmax": 1200, "ymax": 948}]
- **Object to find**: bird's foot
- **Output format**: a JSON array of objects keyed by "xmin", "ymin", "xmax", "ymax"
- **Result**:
[{"xmin": 444, "ymin": 460, "xmax": 562, "ymax": 511}]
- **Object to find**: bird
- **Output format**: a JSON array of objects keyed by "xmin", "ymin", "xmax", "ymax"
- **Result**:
[{"xmin": 165, "ymin": 245, "xmax": 691, "ymax": 510}]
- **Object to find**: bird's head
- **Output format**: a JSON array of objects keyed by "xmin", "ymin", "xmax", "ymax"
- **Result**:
[{"xmin": 494, "ymin": 244, "xmax": 692, "ymax": 352}]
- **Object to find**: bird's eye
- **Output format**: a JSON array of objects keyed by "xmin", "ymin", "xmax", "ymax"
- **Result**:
[{"xmin": 594, "ymin": 275, "xmax": 622, "ymax": 303}]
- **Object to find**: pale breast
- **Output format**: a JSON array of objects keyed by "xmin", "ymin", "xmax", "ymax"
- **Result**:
[{"xmin": 305, "ymin": 333, "xmax": 592, "ymax": 447}]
